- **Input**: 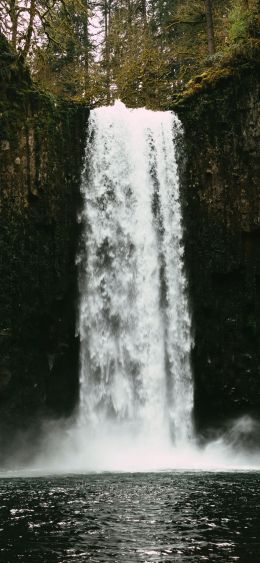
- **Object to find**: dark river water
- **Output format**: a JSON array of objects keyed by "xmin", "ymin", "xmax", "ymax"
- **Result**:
[{"xmin": 0, "ymin": 472, "xmax": 259, "ymax": 562}]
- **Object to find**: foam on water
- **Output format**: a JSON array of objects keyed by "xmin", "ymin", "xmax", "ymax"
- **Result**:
[{"xmin": 23, "ymin": 414, "xmax": 260, "ymax": 475}]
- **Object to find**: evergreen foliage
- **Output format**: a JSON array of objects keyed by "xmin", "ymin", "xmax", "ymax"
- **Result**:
[{"xmin": 0, "ymin": 0, "xmax": 259, "ymax": 107}]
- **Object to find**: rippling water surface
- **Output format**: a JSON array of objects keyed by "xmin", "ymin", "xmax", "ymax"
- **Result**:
[{"xmin": 0, "ymin": 472, "xmax": 260, "ymax": 562}]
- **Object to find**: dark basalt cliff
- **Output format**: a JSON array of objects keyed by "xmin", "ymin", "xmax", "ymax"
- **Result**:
[
  {"xmin": 0, "ymin": 32, "xmax": 259, "ymax": 451},
  {"xmin": 175, "ymin": 48, "xmax": 260, "ymax": 435},
  {"xmin": 0, "ymin": 35, "xmax": 89, "ymax": 453}
]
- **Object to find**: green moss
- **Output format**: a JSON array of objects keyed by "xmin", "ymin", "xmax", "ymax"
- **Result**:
[
  {"xmin": 0, "ymin": 35, "xmax": 89, "ymax": 447},
  {"xmin": 175, "ymin": 43, "xmax": 260, "ymax": 431},
  {"xmin": 173, "ymin": 39, "xmax": 260, "ymax": 108}
]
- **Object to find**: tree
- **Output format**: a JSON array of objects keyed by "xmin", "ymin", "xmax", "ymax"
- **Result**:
[
  {"xmin": 22, "ymin": 0, "xmax": 36, "ymax": 60},
  {"xmin": 32, "ymin": 0, "xmax": 96, "ymax": 101},
  {"xmin": 0, "ymin": 0, "xmax": 38, "ymax": 59},
  {"xmin": 204, "ymin": 0, "xmax": 215, "ymax": 54},
  {"xmin": 0, "ymin": 0, "xmax": 258, "ymax": 106}
]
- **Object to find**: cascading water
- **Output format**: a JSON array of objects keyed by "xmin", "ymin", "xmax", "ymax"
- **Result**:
[
  {"xmin": 78, "ymin": 100, "xmax": 193, "ymax": 455},
  {"xmin": 12, "ymin": 101, "xmax": 260, "ymax": 474}
]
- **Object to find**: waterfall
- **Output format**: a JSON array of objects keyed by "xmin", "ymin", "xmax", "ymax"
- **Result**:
[
  {"xmin": 32, "ymin": 101, "xmax": 260, "ymax": 473},
  {"xmin": 78, "ymin": 100, "xmax": 193, "ymax": 451}
]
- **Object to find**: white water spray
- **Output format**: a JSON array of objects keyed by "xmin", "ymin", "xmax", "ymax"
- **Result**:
[
  {"xmin": 78, "ymin": 101, "xmax": 193, "ymax": 451},
  {"xmin": 20, "ymin": 102, "xmax": 260, "ymax": 475}
]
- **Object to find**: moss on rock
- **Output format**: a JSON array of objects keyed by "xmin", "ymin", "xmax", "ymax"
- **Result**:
[
  {"xmin": 174, "ymin": 45, "xmax": 260, "ymax": 435},
  {"xmin": 0, "ymin": 35, "xmax": 89, "ymax": 454}
]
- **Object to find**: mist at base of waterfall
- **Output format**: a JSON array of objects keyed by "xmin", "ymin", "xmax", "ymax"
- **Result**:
[{"xmin": 3, "ymin": 414, "xmax": 257, "ymax": 477}]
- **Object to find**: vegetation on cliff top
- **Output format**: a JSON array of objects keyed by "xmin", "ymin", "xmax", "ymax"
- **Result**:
[
  {"xmin": 172, "ymin": 38, "xmax": 260, "ymax": 107},
  {"xmin": 0, "ymin": 1, "xmax": 259, "ymax": 108}
]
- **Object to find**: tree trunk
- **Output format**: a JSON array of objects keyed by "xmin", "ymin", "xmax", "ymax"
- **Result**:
[
  {"xmin": 104, "ymin": 0, "xmax": 111, "ymax": 104},
  {"xmin": 10, "ymin": 0, "xmax": 18, "ymax": 51},
  {"xmin": 83, "ymin": 5, "xmax": 89, "ymax": 99},
  {"xmin": 204, "ymin": 0, "xmax": 215, "ymax": 55},
  {"xmin": 22, "ymin": 0, "xmax": 36, "ymax": 59},
  {"xmin": 141, "ymin": 0, "xmax": 147, "ymax": 24},
  {"xmin": 127, "ymin": 0, "xmax": 133, "ymax": 27}
]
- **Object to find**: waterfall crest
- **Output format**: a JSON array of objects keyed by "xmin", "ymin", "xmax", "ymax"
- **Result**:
[{"xmin": 78, "ymin": 100, "xmax": 193, "ymax": 450}]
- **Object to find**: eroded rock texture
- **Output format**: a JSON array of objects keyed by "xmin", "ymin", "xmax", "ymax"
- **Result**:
[
  {"xmin": 0, "ymin": 30, "xmax": 259, "ymax": 451},
  {"xmin": 177, "ymin": 55, "xmax": 260, "ymax": 434},
  {"xmin": 0, "ymin": 35, "xmax": 89, "ymax": 452}
]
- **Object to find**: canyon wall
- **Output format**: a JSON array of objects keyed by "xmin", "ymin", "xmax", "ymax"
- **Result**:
[
  {"xmin": 0, "ymin": 35, "xmax": 89, "ymax": 452},
  {"xmin": 0, "ymin": 32, "xmax": 259, "ymax": 450},
  {"xmin": 176, "ymin": 49, "xmax": 260, "ymax": 434}
]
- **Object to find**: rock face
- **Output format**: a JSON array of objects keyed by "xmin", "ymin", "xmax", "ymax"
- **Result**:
[
  {"xmin": 0, "ymin": 35, "xmax": 89, "ymax": 452},
  {"xmin": 0, "ymin": 32, "xmax": 259, "ymax": 451},
  {"xmin": 176, "ymin": 53, "xmax": 260, "ymax": 435}
]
